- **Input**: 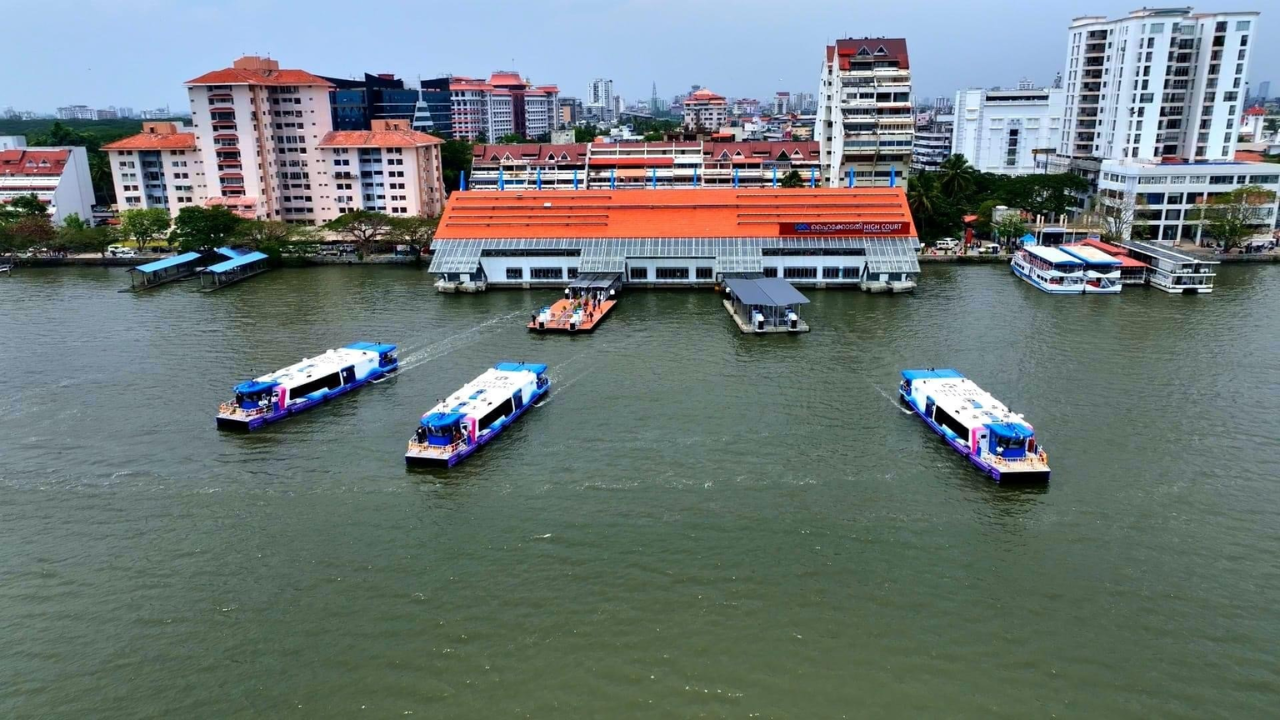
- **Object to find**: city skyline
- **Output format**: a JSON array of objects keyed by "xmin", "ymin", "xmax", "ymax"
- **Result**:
[{"xmin": 3, "ymin": 0, "xmax": 1275, "ymax": 115}]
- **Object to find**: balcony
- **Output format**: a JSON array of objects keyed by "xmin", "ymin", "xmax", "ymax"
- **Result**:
[
  {"xmin": 1082, "ymin": 82, "xmax": 1102, "ymax": 93},
  {"xmin": 1084, "ymin": 42, "xmax": 1106, "ymax": 55},
  {"xmin": 333, "ymin": 172, "xmax": 355, "ymax": 180},
  {"xmin": 211, "ymin": 120, "xmax": 238, "ymax": 131}
]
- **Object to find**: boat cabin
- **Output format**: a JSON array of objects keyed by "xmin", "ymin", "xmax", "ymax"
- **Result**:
[{"xmin": 1060, "ymin": 244, "xmax": 1123, "ymax": 292}]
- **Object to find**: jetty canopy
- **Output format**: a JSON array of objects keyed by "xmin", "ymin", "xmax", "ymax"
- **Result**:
[
  {"xmin": 205, "ymin": 251, "xmax": 268, "ymax": 274},
  {"xmin": 724, "ymin": 277, "xmax": 810, "ymax": 307},
  {"xmin": 567, "ymin": 272, "xmax": 622, "ymax": 291},
  {"xmin": 130, "ymin": 251, "xmax": 202, "ymax": 274}
]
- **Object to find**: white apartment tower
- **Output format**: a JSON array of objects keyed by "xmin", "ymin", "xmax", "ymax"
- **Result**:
[
  {"xmin": 1059, "ymin": 8, "xmax": 1259, "ymax": 164},
  {"xmin": 817, "ymin": 38, "xmax": 913, "ymax": 187},
  {"xmin": 588, "ymin": 78, "xmax": 615, "ymax": 123},
  {"xmin": 952, "ymin": 86, "xmax": 1066, "ymax": 175}
]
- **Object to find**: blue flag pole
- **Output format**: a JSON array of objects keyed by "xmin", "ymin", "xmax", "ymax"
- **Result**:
[
  {"xmin": 733, "ymin": 168, "xmax": 739, "ymax": 188},
  {"xmin": 573, "ymin": 168, "xmax": 579, "ymax": 190},
  {"xmin": 847, "ymin": 168, "xmax": 854, "ymax": 188},
  {"xmin": 809, "ymin": 166, "xmax": 815, "ymax": 188},
  {"xmin": 610, "ymin": 168, "xmax": 616, "ymax": 190},
  {"xmin": 890, "ymin": 166, "xmax": 897, "ymax": 188},
  {"xmin": 692, "ymin": 166, "xmax": 698, "ymax": 187},
  {"xmin": 772, "ymin": 166, "xmax": 778, "ymax": 187},
  {"xmin": 460, "ymin": 170, "xmax": 467, "ymax": 191},
  {"xmin": 651, "ymin": 167, "xmax": 656, "ymax": 189},
  {"xmin": 537, "ymin": 167, "xmax": 542, "ymax": 191},
  {"xmin": 498, "ymin": 168, "xmax": 505, "ymax": 191}
]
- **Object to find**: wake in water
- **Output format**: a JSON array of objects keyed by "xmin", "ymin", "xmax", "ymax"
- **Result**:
[
  {"xmin": 872, "ymin": 382, "xmax": 915, "ymax": 414},
  {"xmin": 397, "ymin": 310, "xmax": 526, "ymax": 372}
]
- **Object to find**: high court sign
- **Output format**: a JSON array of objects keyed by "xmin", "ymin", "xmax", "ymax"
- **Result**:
[{"xmin": 779, "ymin": 221, "xmax": 910, "ymax": 236}]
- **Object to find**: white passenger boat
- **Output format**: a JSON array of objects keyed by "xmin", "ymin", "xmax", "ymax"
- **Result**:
[
  {"xmin": 216, "ymin": 342, "xmax": 398, "ymax": 430},
  {"xmin": 1010, "ymin": 246, "xmax": 1087, "ymax": 294},
  {"xmin": 406, "ymin": 362, "xmax": 549, "ymax": 467},
  {"xmin": 1059, "ymin": 245, "xmax": 1123, "ymax": 293},
  {"xmin": 899, "ymin": 369, "xmax": 1050, "ymax": 483}
]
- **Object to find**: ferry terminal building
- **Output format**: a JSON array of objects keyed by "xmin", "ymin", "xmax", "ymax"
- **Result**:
[{"xmin": 428, "ymin": 187, "xmax": 921, "ymax": 290}]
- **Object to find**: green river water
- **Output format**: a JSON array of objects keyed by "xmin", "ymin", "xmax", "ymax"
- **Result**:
[{"xmin": 1, "ymin": 264, "xmax": 1278, "ymax": 718}]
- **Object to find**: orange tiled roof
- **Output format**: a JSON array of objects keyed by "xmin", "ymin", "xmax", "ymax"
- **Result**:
[
  {"xmin": 186, "ymin": 68, "xmax": 332, "ymax": 87},
  {"xmin": 0, "ymin": 149, "xmax": 70, "ymax": 176},
  {"xmin": 436, "ymin": 188, "xmax": 915, "ymax": 240},
  {"xmin": 102, "ymin": 132, "xmax": 197, "ymax": 151},
  {"xmin": 488, "ymin": 72, "xmax": 524, "ymax": 86},
  {"xmin": 317, "ymin": 129, "xmax": 444, "ymax": 148}
]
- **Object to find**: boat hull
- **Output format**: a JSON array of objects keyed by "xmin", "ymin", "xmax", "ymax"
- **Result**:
[
  {"xmin": 405, "ymin": 382, "xmax": 548, "ymax": 467},
  {"xmin": 216, "ymin": 363, "xmax": 398, "ymax": 431},
  {"xmin": 900, "ymin": 388, "xmax": 1050, "ymax": 484}
]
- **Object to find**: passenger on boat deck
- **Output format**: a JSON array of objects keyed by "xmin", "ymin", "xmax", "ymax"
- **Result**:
[{"xmin": 415, "ymin": 426, "xmax": 427, "ymax": 443}]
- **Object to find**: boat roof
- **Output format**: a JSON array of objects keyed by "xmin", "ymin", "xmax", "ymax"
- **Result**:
[
  {"xmin": 909, "ymin": 375, "xmax": 1034, "ymax": 435},
  {"xmin": 346, "ymin": 341, "xmax": 397, "ymax": 355},
  {"xmin": 724, "ymin": 277, "xmax": 810, "ymax": 307},
  {"xmin": 901, "ymin": 368, "xmax": 964, "ymax": 381},
  {"xmin": 1059, "ymin": 245, "xmax": 1121, "ymax": 266},
  {"xmin": 130, "ymin": 251, "xmax": 203, "ymax": 274},
  {"xmin": 421, "ymin": 362, "xmax": 545, "ymax": 426},
  {"xmin": 1025, "ymin": 245, "xmax": 1084, "ymax": 266},
  {"xmin": 1124, "ymin": 241, "xmax": 1220, "ymax": 266},
  {"xmin": 205, "ymin": 251, "xmax": 269, "ymax": 274},
  {"xmin": 246, "ymin": 344, "xmax": 391, "ymax": 388}
]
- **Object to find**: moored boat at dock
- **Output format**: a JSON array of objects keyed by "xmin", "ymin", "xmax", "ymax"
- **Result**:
[
  {"xmin": 216, "ymin": 342, "xmax": 398, "ymax": 430},
  {"xmin": 1011, "ymin": 246, "xmax": 1087, "ymax": 294},
  {"xmin": 899, "ymin": 369, "xmax": 1050, "ymax": 483},
  {"xmin": 406, "ymin": 362, "xmax": 550, "ymax": 467}
]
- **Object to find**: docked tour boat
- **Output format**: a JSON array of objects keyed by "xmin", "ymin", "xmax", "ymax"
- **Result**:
[
  {"xmin": 1010, "ymin": 245, "xmax": 1087, "ymax": 294},
  {"xmin": 1059, "ymin": 245, "xmax": 1123, "ymax": 293},
  {"xmin": 406, "ymin": 361, "xmax": 550, "ymax": 467},
  {"xmin": 899, "ymin": 369, "xmax": 1050, "ymax": 483},
  {"xmin": 216, "ymin": 342, "xmax": 398, "ymax": 431}
]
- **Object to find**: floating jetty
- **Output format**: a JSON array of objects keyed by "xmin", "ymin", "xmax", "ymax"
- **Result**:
[
  {"xmin": 722, "ymin": 277, "xmax": 810, "ymax": 333},
  {"xmin": 199, "ymin": 250, "xmax": 271, "ymax": 292},
  {"xmin": 529, "ymin": 272, "xmax": 622, "ymax": 333},
  {"xmin": 123, "ymin": 247, "xmax": 239, "ymax": 292}
]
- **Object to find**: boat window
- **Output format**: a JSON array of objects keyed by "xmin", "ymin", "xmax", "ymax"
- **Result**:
[
  {"xmin": 932, "ymin": 405, "xmax": 970, "ymax": 438},
  {"xmin": 291, "ymin": 372, "xmax": 342, "ymax": 398},
  {"xmin": 477, "ymin": 397, "xmax": 517, "ymax": 430}
]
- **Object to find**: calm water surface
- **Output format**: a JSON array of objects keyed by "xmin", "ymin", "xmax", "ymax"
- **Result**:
[{"xmin": 1, "ymin": 264, "xmax": 1278, "ymax": 718}]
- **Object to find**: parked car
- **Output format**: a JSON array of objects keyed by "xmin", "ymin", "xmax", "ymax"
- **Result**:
[
  {"xmin": 115, "ymin": 249, "xmax": 138, "ymax": 258},
  {"xmin": 978, "ymin": 243, "xmax": 1002, "ymax": 255},
  {"xmin": 107, "ymin": 244, "xmax": 128, "ymax": 257},
  {"xmin": 933, "ymin": 238, "xmax": 959, "ymax": 252}
]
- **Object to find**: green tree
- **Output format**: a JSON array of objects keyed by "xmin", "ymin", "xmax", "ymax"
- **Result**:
[
  {"xmin": 387, "ymin": 216, "xmax": 439, "ymax": 259},
  {"xmin": 8, "ymin": 193, "xmax": 49, "ymax": 218},
  {"xmin": 1193, "ymin": 185, "xmax": 1277, "ymax": 251},
  {"xmin": 779, "ymin": 169, "xmax": 805, "ymax": 188},
  {"xmin": 440, "ymin": 138, "xmax": 474, "ymax": 192},
  {"xmin": 573, "ymin": 124, "xmax": 604, "ymax": 143},
  {"xmin": 993, "ymin": 214, "xmax": 1029, "ymax": 245},
  {"xmin": 906, "ymin": 172, "xmax": 959, "ymax": 241},
  {"xmin": 62, "ymin": 223, "xmax": 118, "ymax": 257},
  {"xmin": 325, "ymin": 210, "xmax": 393, "ymax": 256},
  {"xmin": 236, "ymin": 220, "xmax": 312, "ymax": 259},
  {"xmin": 62, "ymin": 213, "xmax": 90, "ymax": 232},
  {"xmin": 10, "ymin": 214, "xmax": 57, "ymax": 252},
  {"xmin": 172, "ymin": 206, "xmax": 243, "ymax": 252},
  {"xmin": 1089, "ymin": 193, "xmax": 1143, "ymax": 245},
  {"xmin": 936, "ymin": 154, "xmax": 978, "ymax": 201},
  {"xmin": 642, "ymin": 132, "xmax": 664, "ymax": 141},
  {"xmin": 119, "ymin": 208, "xmax": 172, "ymax": 250},
  {"xmin": 498, "ymin": 133, "xmax": 526, "ymax": 144},
  {"xmin": 974, "ymin": 199, "xmax": 1001, "ymax": 236}
]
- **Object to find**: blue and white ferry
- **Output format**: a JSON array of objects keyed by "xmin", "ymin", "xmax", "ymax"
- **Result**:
[
  {"xmin": 216, "ymin": 342, "xmax": 398, "ymax": 431},
  {"xmin": 899, "ymin": 369, "xmax": 1050, "ymax": 483},
  {"xmin": 1011, "ymin": 245, "xmax": 1087, "ymax": 294},
  {"xmin": 1060, "ymin": 244, "xmax": 1123, "ymax": 293},
  {"xmin": 406, "ymin": 361, "xmax": 550, "ymax": 468}
]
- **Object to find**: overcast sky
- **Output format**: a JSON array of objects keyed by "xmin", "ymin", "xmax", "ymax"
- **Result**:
[{"xmin": 3, "ymin": 0, "xmax": 1274, "ymax": 112}]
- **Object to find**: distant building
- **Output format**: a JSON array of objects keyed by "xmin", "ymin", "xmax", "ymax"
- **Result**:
[
  {"xmin": 952, "ymin": 86, "xmax": 1065, "ymax": 175},
  {"xmin": 732, "ymin": 98, "xmax": 761, "ymax": 116},
  {"xmin": 1241, "ymin": 106, "xmax": 1268, "ymax": 142},
  {"xmin": 0, "ymin": 135, "xmax": 26, "ymax": 151},
  {"xmin": 913, "ymin": 114, "xmax": 953, "ymax": 173},
  {"xmin": 1257, "ymin": 80, "xmax": 1271, "ymax": 102},
  {"xmin": 102, "ymin": 122, "xmax": 203, "ymax": 215},
  {"xmin": 0, "ymin": 139, "xmax": 95, "ymax": 224},
  {"xmin": 421, "ymin": 72, "xmax": 559, "ymax": 141},
  {"xmin": 56, "ymin": 105, "xmax": 97, "ymax": 120},
  {"xmin": 587, "ymin": 78, "xmax": 615, "ymax": 124},
  {"xmin": 772, "ymin": 92, "xmax": 790, "ymax": 116},
  {"xmin": 139, "ymin": 107, "xmax": 174, "ymax": 120},
  {"xmin": 318, "ymin": 119, "xmax": 445, "ymax": 217},
  {"xmin": 324, "ymin": 73, "xmax": 414, "ymax": 131},
  {"xmin": 682, "ymin": 88, "xmax": 728, "ymax": 131},
  {"xmin": 817, "ymin": 38, "xmax": 913, "ymax": 187},
  {"xmin": 558, "ymin": 97, "xmax": 581, "ymax": 126},
  {"xmin": 117, "ymin": 107, "xmax": 136, "ymax": 119}
]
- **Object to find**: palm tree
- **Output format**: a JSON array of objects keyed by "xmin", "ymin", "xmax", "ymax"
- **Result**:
[
  {"xmin": 937, "ymin": 154, "xmax": 977, "ymax": 200},
  {"xmin": 906, "ymin": 172, "xmax": 943, "ymax": 239}
]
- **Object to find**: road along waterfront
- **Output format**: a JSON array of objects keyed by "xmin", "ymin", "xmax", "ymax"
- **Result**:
[{"xmin": 2, "ymin": 264, "xmax": 1279, "ymax": 717}]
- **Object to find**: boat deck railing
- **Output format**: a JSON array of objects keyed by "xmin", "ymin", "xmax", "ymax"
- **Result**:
[
  {"xmin": 988, "ymin": 449, "xmax": 1050, "ymax": 471},
  {"xmin": 407, "ymin": 439, "xmax": 467, "ymax": 456},
  {"xmin": 218, "ymin": 402, "xmax": 269, "ymax": 419}
]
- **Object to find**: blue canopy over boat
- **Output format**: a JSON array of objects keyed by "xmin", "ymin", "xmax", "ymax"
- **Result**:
[
  {"xmin": 206, "ymin": 251, "xmax": 268, "ymax": 274},
  {"xmin": 901, "ymin": 368, "xmax": 965, "ymax": 381},
  {"xmin": 494, "ymin": 361, "xmax": 548, "ymax": 375},
  {"xmin": 422, "ymin": 411, "xmax": 466, "ymax": 429},
  {"xmin": 130, "ymin": 251, "xmax": 203, "ymax": 274},
  {"xmin": 234, "ymin": 379, "xmax": 280, "ymax": 394},
  {"xmin": 987, "ymin": 422, "xmax": 1034, "ymax": 441},
  {"xmin": 346, "ymin": 341, "xmax": 397, "ymax": 355}
]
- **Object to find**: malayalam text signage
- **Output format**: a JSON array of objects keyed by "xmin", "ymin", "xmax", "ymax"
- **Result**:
[{"xmin": 779, "ymin": 221, "xmax": 909, "ymax": 236}]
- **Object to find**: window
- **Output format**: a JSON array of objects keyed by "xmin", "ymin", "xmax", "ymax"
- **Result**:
[
  {"xmin": 567, "ymin": 267, "xmax": 579, "ymax": 279},
  {"xmin": 1240, "ymin": 34, "xmax": 1248, "ymax": 47},
  {"xmin": 531, "ymin": 267, "xmax": 563, "ymax": 280},
  {"xmin": 822, "ymin": 267, "xmax": 841, "ymax": 280},
  {"xmin": 1236, "ymin": 20, "xmax": 1251, "ymax": 31},
  {"xmin": 504, "ymin": 267, "xmax": 524, "ymax": 280},
  {"xmin": 695, "ymin": 267, "xmax": 713, "ymax": 280},
  {"xmin": 762, "ymin": 267, "xmax": 778, "ymax": 278},
  {"xmin": 655, "ymin": 267, "xmax": 689, "ymax": 280},
  {"xmin": 783, "ymin": 267, "xmax": 817, "ymax": 280},
  {"xmin": 629, "ymin": 266, "xmax": 648, "ymax": 281}
]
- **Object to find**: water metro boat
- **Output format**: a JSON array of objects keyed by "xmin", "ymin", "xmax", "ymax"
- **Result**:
[
  {"xmin": 406, "ymin": 361, "xmax": 550, "ymax": 467},
  {"xmin": 216, "ymin": 342, "xmax": 398, "ymax": 430},
  {"xmin": 899, "ymin": 369, "xmax": 1050, "ymax": 482},
  {"xmin": 1010, "ymin": 245, "xmax": 1087, "ymax": 294}
]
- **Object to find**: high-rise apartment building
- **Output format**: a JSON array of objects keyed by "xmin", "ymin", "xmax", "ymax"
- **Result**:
[
  {"xmin": 1058, "ymin": 8, "xmax": 1258, "ymax": 165},
  {"xmin": 912, "ymin": 113, "xmax": 953, "ymax": 173},
  {"xmin": 817, "ymin": 38, "xmax": 914, "ymax": 187},
  {"xmin": 952, "ymin": 86, "xmax": 1065, "ymax": 175},
  {"xmin": 56, "ymin": 105, "xmax": 97, "ymax": 120},
  {"xmin": 102, "ymin": 122, "xmax": 204, "ymax": 215},
  {"xmin": 587, "ymin": 78, "xmax": 615, "ymax": 123},
  {"xmin": 682, "ymin": 89, "xmax": 728, "ymax": 131},
  {"xmin": 421, "ymin": 73, "xmax": 559, "ymax": 140}
]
